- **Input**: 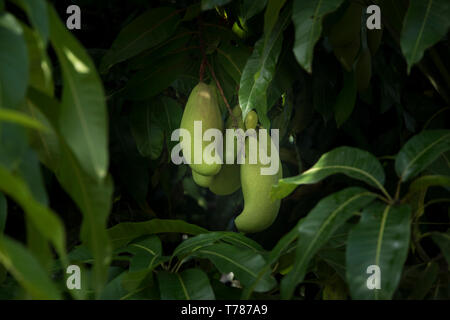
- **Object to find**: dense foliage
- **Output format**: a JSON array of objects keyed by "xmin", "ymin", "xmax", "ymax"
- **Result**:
[{"xmin": 0, "ymin": 0, "xmax": 449, "ymax": 300}]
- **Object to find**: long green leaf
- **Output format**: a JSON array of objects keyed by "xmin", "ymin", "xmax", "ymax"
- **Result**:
[
  {"xmin": 49, "ymin": 7, "xmax": 108, "ymax": 181},
  {"xmin": 193, "ymin": 243, "xmax": 276, "ymax": 293},
  {"xmin": 400, "ymin": 0, "xmax": 450, "ymax": 73},
  {"xmin": 10, "ymin": 0, "xmax": 49, "ymax": 43},
  {"xmin": 334, "ymin": 70, "xmax": 357, "ymax": 127},
  {"xmin": 100, "ymin": 7, "xmax": 181, "ymax": 72},
  {"xmin": 239, "ymin": 5, "xmax": 291, "ymax": 128},
  {"xmin": 395, "ymin": 130, "xmax": 450, "ymax": 182},
  {"xmin": 346, "ymin": 202, "xmax": 411, "ymax": 299},
  {"xmin": 0, "ymin": 107, "xmax": 48, "ymax": 131},
  {"xmin": 108, "ymin": 219, "xmax": 209, "ymax": 250},
  {"xmin": 292, "ymin": 0, "xmax": 345, "ymax": 73},
  {"xmin": 0, "ymin": 12, "xmax": 28, "ymax": 108},
  {"xmin": 0, "ymin": 236, "xmax": 61, "ymax": 299},
  {"xmin": 280, "ymin": 187, "xmax": 376, "ymax": 299},
  {"xmin": 0, "ymin": 166, "xmax": 66, "ymax": 262},
  {"xmin": 158, "ymin": 269, "xmax": 215, "ymax": 300},
  {"xmin": 272, "ymin": 146, "xmax": 387, "ymax": 200}
]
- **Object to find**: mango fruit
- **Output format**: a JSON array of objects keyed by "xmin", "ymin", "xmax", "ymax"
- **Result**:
[
  {"xmin": 180, "ymin": 82, "xmax": 223, "ymax": 176},
  {"xmin": 234, "ymin": 131, "xmax": 282, "ymax": 233},
  {"xmin": 355, "ymin": 49, "xmax": 372, "ymax": 92},
  {"xmin": 192, "ymin": 170, "xmax": 214, "ymax": 188},
  {"xmin": 209, "ymin": 163, "xmax": 241, "ymax": 195},
  {"xmin": 244, "ymin": 110, "xmax": 258, "ymax": 130}
]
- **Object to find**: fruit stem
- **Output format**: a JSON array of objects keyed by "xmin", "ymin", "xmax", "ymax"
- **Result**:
[{"xmin": 198, "ymin": 17, "xmax": 238, "ymax": 128}]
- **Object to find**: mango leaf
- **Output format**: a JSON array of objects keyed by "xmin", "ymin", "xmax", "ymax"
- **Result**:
[
  {"xmin": 0, "ymin": 166, "xmax": 66, "ymax": 262},
  {"xmin": 108, "ymin": 219, "xmax": 209, "ymax": 250},
  {"xmin": 395, "ymin": 130, "xmax": 450, "ymax": 182},
  {"xmin": 158, "ymin": 269, "xmax": 215, "ymax": 300},
  {"xmin": 217, "ymin": 42, "xmax": 251, "ymax": 85},
  {"xmin": 100, "ymin": 7, "xmax": 181, "ymax": 72},
  {"xmin": 292, "ymin": 0, "xmax": 345, "ymax": 73},
  {"xmin": 400, "ymin": 0, "xmax": 450, "ymax": 73},
  {"xmin": 193, "ymin": 243, "xmax": 276, "ymax": 292},
  {"xmin": 0, "ymin": 192, "xmax": 6, "ymax": 233},
  {"xmin": 0, "ymin": 236, "xmax": 61, "ymax": 299},
  {"xmin": 22, "ymin": 23, "xmax": 53, "ymax": 95},
  {"xmin": 0, "ymin": 107, "xmax": 48, "ymax": 132},
  {"xmin": 239, "ymin": 5, "xmax": 291, "ymax": 128},
  {"xmin": 124, "ymin": 51, "xmax": 192, "ymax": 100},
  {"xmin": 49, "ymin": 7, "xmax": 108, "ymax": 181},
  {"xmin": 431, "ymin": 231, "xmax": 450, "ymax": 268},
  {"xmin": 173, "ymin": 233, "xmax": 225, "ymax": 258},
  {"xmin": 346, "ymin": 202, "xmax": 411, "ymax": 300},
  {"xmin": 408, "ymin": 262, "xmax": 439, "ymax": 299},
  {"xmin": 27, "ymin": 88, "xmax": 113, "ymax": 296},
  {"xmin": 242, "ymin": 0, "xmax": 268, "ymax": 21},
  {"xmin": 56, "ymin": 143, "xmax": 114, "ymax": 295},
  {"xmin": 241, "ymin": 224, "xmax": 300, "ymax": 299},
  {"xmin": 272, "ymin": 146, "xmax": 387, "ymax": 200},
  {"xmin": 0, "ymin": 12, "xmax": 28, "ymax": 108},
  {"xmin": 263, "ymin": 0, "xmax": 287, "ymax": 37},
  {"xmin": 130, "ymin": 101, "xmax": 164, "ymax": 160},
  {"xmin": 10, "ymin": 0, "xmax": 49, "ymax": 43},
  {"xmin": 280, "ymin": 187, "xmax": 376, "ymax": 299},
  {"xmin": 201, "ymin": 0, "xmax": 231, "ymax": 11},
  {"xmin": 121, "ymin": 236, "xmax": 167, "ymax": 292},
  {"xmin": 334, "ymin": 70, "xmax": 357, "ymax": 127}
]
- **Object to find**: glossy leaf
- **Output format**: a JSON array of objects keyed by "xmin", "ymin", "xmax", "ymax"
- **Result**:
[
  {"xmin": 292, "ymin": 0, "xmax": 345, "ymax": 73},
  {"xmin": 400, "ymin": 0, "xmax": 450, "ymax": 73},
  {"xmin": 101, "ymin": 7, "xmax": 181, "ymax": 72},
  {"xmin": 334, "ymin": 70, "xmax": 357, "ymax": 127},
  {"xmin": 28, "ymin": 86, "xmax": 113, "ymax": 294},
  {"xmin": 193, "ymin": 243, "xmax": 276, "ymax": 292},
  {"xmin": 239, "ymin": 6, "xmax": 291, "ymax": 128},
  {"xmin": 280, "ymin": 187, "xmax": 376, "ymax": 299},
  {"xmin": 108, "ymin": 219, "xmax": 209, "ymax": 250},
  {"xmin": 346, "ymin": 202, "xmax": 411, "ymax": 299},
  {"xmin": 0, "ymin": 236, "xmax": 61, "ymax": 299},
  {"xmin": 22, "ymin": 24, "xmax": 53, "ymax": 95},
  {"xmin": 242, "ymin": 0, "xmax": 268, "ymax": 21},
  {"xmin": 272, "ymin": 146, "xmax": 387, "ymax": 200},
  {"xmin": 10, "ymin": 0, "xmax": 49, "ymax": 43},
  {"xmin": 264, "ymin": 0, "xmax": 287, "ymax": 37},
  {"xmin": 395, "ymin": 130, "xmax": 450, "ymax": 182},
  {"xmin": 0, "ymin": 165, "xmax": 66, "ymax": 262},
  {"xmin": 158, "ymin": 269, "xmax": 215, "ymax": 300},
  {"xmin": 49, "ymin": 7, "xmax": 109, "ymax": 181},
  {"xmin": 0, "ymin": 12, "xmax": 28, "ymax": 108},
  {"xmin": 0, "ymin": 107, "xmax": 48, "ymax": 132},
  {"xmin": 173, "ymin": 233, "xmax": 225, "ymax": 258}
]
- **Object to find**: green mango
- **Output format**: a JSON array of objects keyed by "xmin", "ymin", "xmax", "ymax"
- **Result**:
[
  {"xmin": 355, "ymin": 49, "xmax": 372, "ymax": 92},
  {"xmin": 209, "ymin": 105, "xmax": 243, "ymax": 195},
  {"xmin": 235, "ymin": 131, "xmax": 282, "ymax": 233},
  {"xmin": 209, "ymin": 163, "xmax": 241, "ymax": 195},
  {"xmin": 180, "ymin": 82, "xmax": 223, "ymax": 176},
  {"xmin": 192, "ymin": 170, "xmax": 214, "ymax": 187},
  {"xmin": 244, "ymin": 110, "xmax": 258, "ymax": 130}
]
